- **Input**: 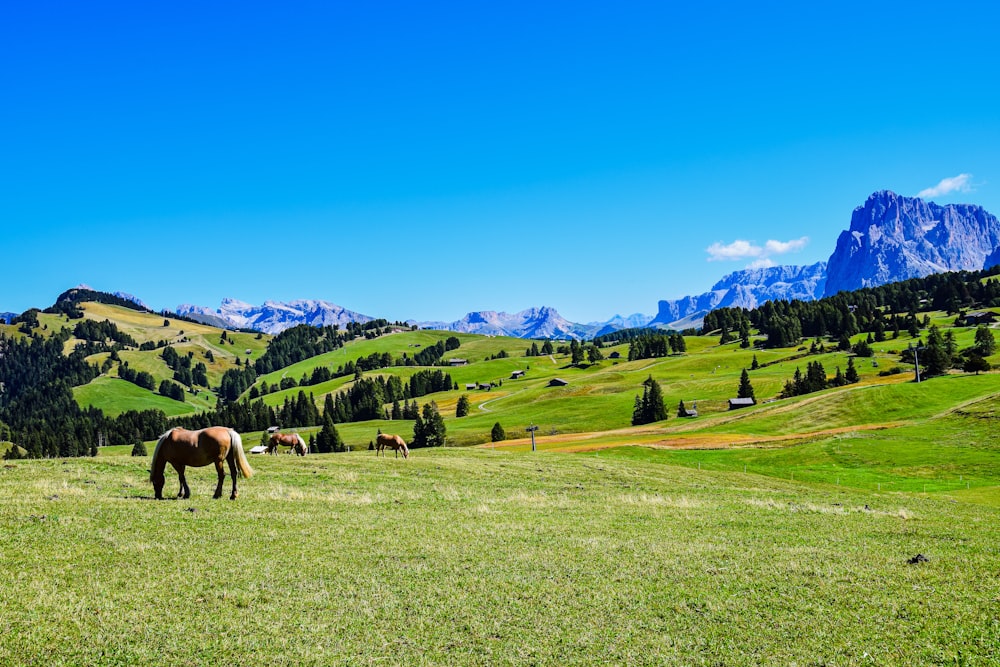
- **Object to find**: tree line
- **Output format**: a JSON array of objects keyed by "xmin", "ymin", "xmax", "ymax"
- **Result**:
[{"xmin": 703, "ymin": 265, "xmax": 1000, "ymax": 349}]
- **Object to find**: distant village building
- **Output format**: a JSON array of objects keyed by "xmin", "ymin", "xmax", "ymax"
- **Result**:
[
  {"xmin": 465, "ymin": 383, "xmax": 478, "ymax": 391},
  {"xmin": 964, "ymin": 311, "xmax": 998, "ymax": 326},
  {"xmin": 478, "ymin": 383, "xmax": 493, "ymax": 391},
  {"xmin": 608, "ymin": 351, "xmax": 621, "ymax": 359},
  {"xmin": 449, "ymin": 358, "xmax": 469, "ymax": 366},
  {"xmin": 679, "ymin": 401, "xmax": 698, "ymax": 418},
  {"xmin": 728, "ymin": 398, "xmax": 755, "ymax": 410},
  {"xmin": 510, "ymin": 370, "xmax": 525, "ymax": 379},
  {"xmin": 548, "ymin": 378, "xmax": 569, "ymax": 387}
]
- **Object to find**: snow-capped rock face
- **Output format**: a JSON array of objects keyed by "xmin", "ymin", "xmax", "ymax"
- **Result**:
[
  {"xmin": 824, "ymin": 190, "xmax": 1000, "ymax": 296},
  {"xmin": 175, "ymin": 299, "xmax": 373, "ymax": 334},
  {"xmin": 429, "ymin": 306, "xmax": 586, "ymax": 339},
  {"xmin": 649, "ymin": 262, "xmax": 827, "ymax": 329},
  {"xmin": 111, "ymin": 291, "xmax": 149, "ymax": 310}
]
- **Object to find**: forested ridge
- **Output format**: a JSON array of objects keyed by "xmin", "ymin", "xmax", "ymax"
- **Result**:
[{"xmin": 1, "ymin": 269, "xmax": 998, "ymax": 459}]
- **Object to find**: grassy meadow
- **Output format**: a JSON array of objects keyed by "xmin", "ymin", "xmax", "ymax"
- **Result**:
[
  {"xmin": 4, "ymin": 300, "xmax": 1000, "ymax": 663},
  {"xmin": 2, "ymin": 448, "xmax": 999, "ymax": 666}
]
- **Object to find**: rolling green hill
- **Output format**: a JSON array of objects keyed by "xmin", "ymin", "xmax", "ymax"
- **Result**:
[{"xmin": 4, "ymin": 297, "xmax": 999, "ymax": 503}]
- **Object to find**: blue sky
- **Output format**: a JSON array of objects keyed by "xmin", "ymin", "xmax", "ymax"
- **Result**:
[{"xmin": 3, "ymin": 1, "xmax": 999, "ymax": 323}]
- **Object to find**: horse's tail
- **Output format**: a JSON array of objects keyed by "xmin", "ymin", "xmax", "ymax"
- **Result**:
[
  {"xmin": 229, "ymin": 430, "xmax": 254, "ymax": 479},
  {"xmin": 149, "ymin": 428, "xmax": 173, "ymax": 480}
]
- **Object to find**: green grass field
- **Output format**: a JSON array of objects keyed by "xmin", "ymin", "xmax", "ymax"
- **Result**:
[
  {"xmin": 2, "ymin": 448, "xmax": 998, "ymax": 666},
  {"xmin": 5, "ymin": 302, "xmax": 1000, "ymax": 663}
]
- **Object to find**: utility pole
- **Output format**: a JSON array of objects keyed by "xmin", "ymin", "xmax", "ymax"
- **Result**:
[
  {"xmin": 526, "ymin": 424, "xmax": 539, "ymax": 452},
  {"xmin": 908, "ymin": 342, "xmax": 925, "ymax": 383}
]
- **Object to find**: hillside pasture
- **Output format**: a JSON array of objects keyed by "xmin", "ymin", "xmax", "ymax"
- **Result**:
[
  {"xmin": 74, "ymin": 377, "xmax": 200, "ymax": 418},
  {"xmin": 1, "ymin": 449, "xmax": 997, "ymax": 665}
]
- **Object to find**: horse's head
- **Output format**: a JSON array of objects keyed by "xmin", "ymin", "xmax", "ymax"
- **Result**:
[{"xmin": 150, "ymin": 468, "xmax": 165, "ymax": 499}]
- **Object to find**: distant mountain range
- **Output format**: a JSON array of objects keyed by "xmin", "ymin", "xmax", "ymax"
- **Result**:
[
  {"xmin": 166, "ymin": 191, "xmax": 1000, "ymax": 338},
  {"xmin": 5, "ymin": 191, "xmax": 998, "ymax": 339},
  {"xmin": 176, "ymin": 298, "xmax": 374, "ymax": 334},
  {"xmin": 647, "ymin": 262, "xmax": 828, "ymax": 330}
]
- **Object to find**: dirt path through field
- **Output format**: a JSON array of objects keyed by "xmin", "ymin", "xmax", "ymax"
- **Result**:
[{"xmin": 481, "ymin": 422, "xmax": 902, "ymax": 453}]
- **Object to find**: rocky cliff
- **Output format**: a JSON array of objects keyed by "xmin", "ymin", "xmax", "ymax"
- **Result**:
[
  {"xmin": 176, "ymin": 298, "xmax": 373, "ymax": 334},
  {"xmin": 824, "ymin": 190, "xmax": 1000, "ymax": 296},
  {"xmin": 649, "ymin": 262, "xmax": 827, "ymax": 329}
]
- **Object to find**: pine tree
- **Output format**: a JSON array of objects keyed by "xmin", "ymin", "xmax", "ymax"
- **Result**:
[
  {"xmin": 963, "ymin": 354, "xmax": 990, "ymax": 375},
  {"xmin": 631, "ymin": 394, "xmax": 645, "ymax": 426},
  {"xmin": 845, "ymin": 356, "xmax": 860, "ymax": 383},
  {"xmin": 922, "ymin": 325, "xmax": 950, "ymax": 376},
  {"xmin": 750, "ymin": 354, "xmax": 760, "ymax": 370},
  {"xmin": 456, "ymin": 394, "xmax": 470, "ymax": 417},
  {"xmin": 587, "ymin": 345, "xmax": 604, "ymax": 363},
  {"xmin": 413, "ymin": 402, "xmax": 446, "ymax": 448},
  {"xmin": 974, "ymin": 325, "xmax": 996, "ymax": 356},
  {"xmin": 737, "ymin": 369, "xmax": 755, "ymax": 402},
  {"xmin": 631, "ymin": 376, "xmax": 667, "ymax": 425},
  {"xmin": 491, "ymin": 422, "xmax": 506, "ymax": 442}
]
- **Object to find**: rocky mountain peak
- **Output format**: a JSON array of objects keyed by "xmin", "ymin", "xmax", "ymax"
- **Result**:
[{"xmin": 825, "ymin": 191, "xmax": 1000, "ymax": 296}]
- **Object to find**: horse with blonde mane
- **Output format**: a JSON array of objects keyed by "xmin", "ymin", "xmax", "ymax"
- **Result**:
[
  {"xmin": 150, "ymin": 426, "xmax": 254, "ymax": 500},
  {"xmin": 269, "ymin": 432, "xmax": 307, "ymax": 456},
  {"xmin": 375, "ymin": 433, "xmax": 409, "ymax": 459}
]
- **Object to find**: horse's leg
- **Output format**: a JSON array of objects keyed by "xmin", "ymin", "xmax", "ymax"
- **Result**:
[
  {"xmin": 172, "ymin": 462, "xmax": 188, "ymax": 498},
  {"xmin": 213, "ymin": 460, "xmax": 225, "ymax": 499},
  {"xmin": 227, "ymin": 453, "xmax": 239, "ymax": 500}
]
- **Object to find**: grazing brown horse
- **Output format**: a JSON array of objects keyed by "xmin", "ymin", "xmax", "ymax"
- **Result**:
[
  {"xmin": 269, "ymin": 432, "xmax": 307, "ymax": 456},
  {"xmin": 375, "ymin": 433, "xmax": 409, "ymax": 459},
  {"xmin": 150, "ymin": 427, "xmax": 254, "ymax": 500}
]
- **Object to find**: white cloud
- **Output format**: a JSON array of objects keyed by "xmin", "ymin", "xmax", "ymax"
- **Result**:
[
  {"xmin": 707, "ymin": 236, "xmax": 809, "ymax": 263},
  {"xmin": 764, "ymin": 236, "xmax": 809, "ymax": 254},
  {"xmin": 706, "ymin": 240, "xmax": 763, "ymax": 261},
  {"xmin": 917, "ymin": 173, "xmax": 973, "ymax": 199}
]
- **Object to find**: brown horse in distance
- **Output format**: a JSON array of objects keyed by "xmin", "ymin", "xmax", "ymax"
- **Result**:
[
  {"xmin": 269, "ymin": 432, "xmax": 307, "ymax": 456},
  {"xmin": 150, "ymin": 426, "xmax": 254, "ymax": 499},
  {"xmin": 376, "ymin": 433, "xmax": 409, "ymax": 459}
]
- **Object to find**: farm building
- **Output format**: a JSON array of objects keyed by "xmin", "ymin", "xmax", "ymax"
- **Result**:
[
  {"xmin": 465, "ymin": 383, "xmax": 477, "ymax": 391},
  {"xmin": 679, "ymin": 402, "xmax": 698, "ymax": 418},
  {"xmin": 548, "ymin": 378, "xmax": 569, "ymax": 387},
  {"xmin": 449, "ymin": 359, "xmax": 469, "ymax": 366},
  {"xmin": 964, "ymin": 311, "xmax": 998, "ymax": 325},
  {"xmin": 608, "ymin": 351, "xmax": 621, "ymax": 359},
  {"xmin": 510, "ymin": 370, "xmax": 525, "ymax": 379},
  {"xmin": 728, "ymin": 397, "xmax": 755, "ymax": 410},
  {"xmin": 478, "ymin": 383, "xmax": 493, "ymax": 390}
]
